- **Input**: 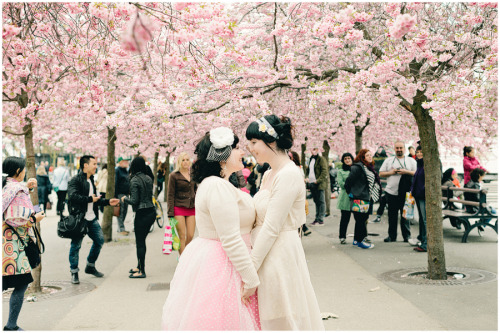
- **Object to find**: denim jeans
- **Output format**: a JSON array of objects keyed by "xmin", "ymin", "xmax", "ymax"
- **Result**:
[
  {"xmin": 116, "ymin": 194, "xmax": 128, "ymax": 231},
  {"xmin": 310, "ymin": 183, "xmax": 326, "ymax": 222},
  {"xmin": 415, "ymin": 199, "xmax": 427, "ymax": 250},
  {"xmin": 69, "ymin": 218, "xmax": 104, "ymax": 273}
]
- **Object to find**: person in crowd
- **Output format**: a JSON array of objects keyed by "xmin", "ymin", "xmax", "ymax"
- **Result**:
[
  {"xmin": 344, "ymin": 149, "xmax": 381, "ymax": 249},
  {"xmin": 162, "ymin": 128, "xmax": 260, "ymax": 330},
  {"xmin": 370, "ymin": 193, "xmax": 386, "ymax": 223},
  {"xmin": 120, "ymin": 157, "xmax": 156, "ymax": 278},
  {"xmin": 374, "ymin": 146, "xmax": 387, "ymax": 158},
  {"xmin": 44, "ymin": 161, "xmax": 50, "ymax": 173},
  {"xmin": 156, "ymin": 161, "xmax": 166, "ymax": 196},
  {"xmin": 3, "ymin": 157, "xmax": 45, "ymax": 331},
  {"xmin": 464, "ymin": 168, "xmax": 496, "ymax": 220},
  {"xmin": 442, "ymin": 168, "xmax": 463, "ymax": 203},
  {"xmin": 115, "ymin": 157, "xmax": 131, "ymax": 236},
  {"xmin": 337, "ymin": 152, "xmax": 354, "ymax": 244},
  {"xmin": 67, "ymin": 155, "xmax": 120, "ymax": 284},
  {"xmin": 329, "ymin": 162, "xmax": 338, "ymax": 193},
  {"xmin": 95, "ymin": 164, "xmax": 108, "ymax": 213},
  {"xmin": 167, "ymin": 152, "xmax": 197, "ymax": 255},
  {"xmin": 409, "ymin": 146, "xmax": 427, "ymax": 252},
  {"xmin": 240, "ymin": 162, "xmax": 252, "ymax": 194},
  {"xmin": 379, "ymin": 141, "xmax": 417, "ymax": 242},
  {"xmin": 289, "ymin": 150, "xmax": 312, "ymax": 237},
  {"xmin": 36, "ymin": 165, "xmax": 52, "ymax": 211},
  {"xmin": 246, "ymin": 115, "xmax": 324, "ymax": 330},
  {"xmin": 306, "ymin": 147, "xmax": 328, "ymax": 226},
  {"xmin": 53, "ymin": 159, "xmax": 71, "ymax": 216},
  {"xmin": 247, "ymin": 162, "xmax": 270, "ymax": 196},
  {"xmin": 463, "ymin": 146, "xmax": 487, "ymax": 185},
  {"xmin": 408, "ymin": 146, "xmax": 416, "ymax": 159}
]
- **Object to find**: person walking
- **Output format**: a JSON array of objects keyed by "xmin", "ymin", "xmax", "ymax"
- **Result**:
[
  {"xmin": 247, "ymin": 162, "xmax": 270, "ymax": 196},
  {"xmin": 3, "ymin": 157, "xmax": 45, "ymax": 331},
  {"xmin": 463, "ymin": 146, "xmax": 487, "ymax": 185},
  {"xmin": 156, "ymin": 161, "xmax": 166, "ymax": 196},
  {"xmin": 67, "ymin": 155, "xmax": 120, "ymax": 284},
  {"xmin": 115, "ymin": 157, "xmax": 131, "ymax": 236},
  {"xmin": 409, "ymin": 146, "xmax": 427, "ymax": 252},
  {"xmin": 167, "ymin": 152, "xmax": 197, "ymax": 255},
  {"xmin": 120, "ymin": 157, "xmax": 156, "ymax": 278},
  {"xmin": 379, "ymin": 141, "xmax": 417, "ymax": 242},
  {"xmin": 52, "ymin": 159, "xmax": 70, "ymax": 216},
  {"xmin": 95, "ymin": 164, "xmax": 108, "ymax": 213},
  {"xmin": 306, "ymin": 148, "xmax": 328, "ymax": 226},
  {"xmin": 246, "ymin": 115, "xmax": 324, "ymax": 330},
  {"xmin": 344, "ymin": 149, "xmax": 381, "ymax": 249},
  {"xmin": 337, "ymin": 152, "xmax": 354, "ymax": 244},
  {"xmin": 36, "ymin": 165, "xmax": 52, "ymax": 211},
  {"xmin": 289, "ymin": 150, "xmax": 312, "ymax": 237},
  {"xmin": 161, "ymin": 128, "xmax": 260, "ymax": 330}
]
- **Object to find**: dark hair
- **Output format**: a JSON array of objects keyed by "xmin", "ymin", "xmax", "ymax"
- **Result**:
[
  {"xmin": 289, "ymin": 151, "xmax": 301, "ymax": 166},
  {"xmin": 257, "ymin": 162, "xmax": 270, "ymax": 173},
  {"xmin": 463, "ymin": 146, "xmax": 473, "ymax": 157},
  {"xmin": 102, "ymin": 163, "xmax": 107, "ymax": 170},
  {"xmin": 354, "ymin": 149, "xmax": 374, "ymax": 167},
  {"xmin": 192, "ymin": 132, "xmax": 240, "ymax": 184},
  {"xmin": 442, "ymin": 168, "xmax": 454, "ymax": 184},
  {"xmin": 80, "ymin": 155, "xmax": 95, "ymax": 170},
  {"xmin": 416, "ymin": 146, "xmax": 422, "ymax": 151},
  {"xmin": 2, "ymin": 157, "xmax": 26, "ymax": 188},
  {"xmin": 130, "ymin": 156, "xmax": 154, "ymax": 180},
  {"xmin": 246, "ymin": 115, "xmax": 294, "ymax": 152},
  {"xmin": 470, "ymin": 168, "xmax": 485, "ymax": 182},
  {"xmin": 341, "ymin": 152, "xmax": 354, "ymax": 171}
]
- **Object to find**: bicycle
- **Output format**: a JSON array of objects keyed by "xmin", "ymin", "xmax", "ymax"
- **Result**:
[{"xmin": 150, "ymin": 196, "xmax": 165, "ymax": 232}]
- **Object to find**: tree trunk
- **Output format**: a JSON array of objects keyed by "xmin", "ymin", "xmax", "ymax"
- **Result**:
[
  {"xmin": 163, "ymin": 152, "xmax": 171, "ymax": 202},
  {"xmin": 355, "ymin": 126, "xmax": 363, "ymax": 154},
  {"xmin": 300, "ymin": 143, "xmax": 307, "ymax": 176},
  {"xmin": 322, "ymin": 140, "xmax": 331, "ymax": 215},
  {"xmin": 102, "ymin": 127, "xmax": 116, "ymax": 243},
  {"xmin": 412, "ymin": 104, "xmax": 447, "ymax": 280},
  {"xmin": 153, "ymin": 151, "xmax": 159, "ymax": 198},
  {"xmin": 24, "ymin": 123, "xmax": 42, "ymax": 292}
]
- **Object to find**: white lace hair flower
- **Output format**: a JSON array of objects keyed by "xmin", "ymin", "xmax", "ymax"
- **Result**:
[{"xmin": 209, "ymin": 127, "xmax": 234, "ymax": 149}]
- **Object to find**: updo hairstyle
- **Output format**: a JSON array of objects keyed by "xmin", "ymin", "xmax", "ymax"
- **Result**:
[{"xmin": 245, "ymin": 115, "xmax": 294, "ymax": 152}]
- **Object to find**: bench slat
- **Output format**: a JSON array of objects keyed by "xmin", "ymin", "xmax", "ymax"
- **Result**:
[
  {"xmin": 441, "ymin": 197, "xmax": 480, "ymax": 207},
  {"xmin": 442, "ymin": 210, "xmax": 474, "ymax": 217}
]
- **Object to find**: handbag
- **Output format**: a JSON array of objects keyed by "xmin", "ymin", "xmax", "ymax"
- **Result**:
[
  {"xmin": 45, "ymin": 201, "xmax": 52, "ymax": 210},
  {"xmin": 169, "ymin": 217, "xmax": 180, "ymax": 251},
  {"xmin": 162, "ymin": 224, "xmax": 173, "ymax": 255},
  {"xmin": 57, "ymin": 212, "xmax": 87, "ymax": 238},
  {"xmin": 7, "ymin": 224, "xmax": 45, "ymax": 269},
  {"xmin": 350, "ymin": 199, "xmax": 370, "ymax": 213},
  {"xmin": 402, "ymin": 192, "xmax": 416, "ymax": 219},
  {"xmin": 113, "ymin": 204, "xmax": 120, "ymax": 217}
]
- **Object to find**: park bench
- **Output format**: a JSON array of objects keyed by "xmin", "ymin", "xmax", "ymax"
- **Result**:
[{"xmin": 441, "ymin": 186, "xmax": 498, "ymax": 243}]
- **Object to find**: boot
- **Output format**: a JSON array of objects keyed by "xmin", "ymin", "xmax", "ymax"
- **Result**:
[
  {"xmin": 85, "ymin": 265, "xmax": 104, "ymax": 277},
  {"xmin": 71, "ymin": 272, "xmax": 80, "ymax": 284}
]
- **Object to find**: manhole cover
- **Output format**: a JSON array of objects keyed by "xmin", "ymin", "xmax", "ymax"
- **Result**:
[
  {"xmin": 147, "ymin": 282, "xmax": 170, "ymax": 291},
  {"xmin": 379, "ymin": 267, "xmax": 497, "ymax": 286},
  {"xmin": 2, "ymin": 280, "xmax": 96, "ymax": 302}
]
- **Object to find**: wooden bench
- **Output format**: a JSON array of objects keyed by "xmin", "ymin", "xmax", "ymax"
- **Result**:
[{"xmin": 441, "ymin": 186, "xmax": 498, "ymax": 243}]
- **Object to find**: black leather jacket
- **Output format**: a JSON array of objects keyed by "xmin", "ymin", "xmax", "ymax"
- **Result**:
[
  {"xmin": 68, "ymin": 171, "xmax": 111, "ymax": 219},
  {"xmin": 344, "ymin": 162, "xmax": 370, "ymax": 201},
  {"xmin": 123, "ymin": 172, "xmax": 155, "ymax": 212}
]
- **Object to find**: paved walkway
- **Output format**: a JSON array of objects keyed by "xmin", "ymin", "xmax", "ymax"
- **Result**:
[{"xmin": 2, "ymin": 193, "xmax": 497, "ymax": 330}]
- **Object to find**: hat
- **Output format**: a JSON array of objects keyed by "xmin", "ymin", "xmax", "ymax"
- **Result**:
[{"xmin": 117, "ymin": 157, "xmax": 130, "ymax": 163}]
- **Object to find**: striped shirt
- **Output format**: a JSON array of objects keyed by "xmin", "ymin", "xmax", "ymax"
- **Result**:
[{"xmin": 363, "ymin": 165, "xmax": 380, "ymax": 202}]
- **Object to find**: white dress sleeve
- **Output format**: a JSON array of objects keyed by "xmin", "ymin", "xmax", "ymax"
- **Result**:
[
  {"xmin": 207, "ymin": 178, "xmax": 260, "ymax": 289},
  {"xmin": 251, "ymin": 168, "xmax": 299, "ymax": 271}
]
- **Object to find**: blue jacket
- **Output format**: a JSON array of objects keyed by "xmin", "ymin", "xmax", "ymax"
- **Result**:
[{"xmin": 411, "ymin": 158, "xmax": 425, "ymax": 200}]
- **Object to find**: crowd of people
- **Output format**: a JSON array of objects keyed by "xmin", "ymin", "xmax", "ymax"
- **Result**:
[{"xmin": 2, "ymin": 112, "xmax": 494, "ymax": 330}]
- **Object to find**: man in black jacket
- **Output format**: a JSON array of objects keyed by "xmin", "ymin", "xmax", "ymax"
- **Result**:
[
  {"xmin": 115, "ymin": 157, "xmax": 131, "ymax": 235},
  {"xmin": 68, "ymin": 155, "xmax": 119, "ymax": 284}
]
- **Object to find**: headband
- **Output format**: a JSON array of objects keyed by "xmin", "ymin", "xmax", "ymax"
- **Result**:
[{"xmin": 256, "ymin": 117, "xmax": 278, "ymax": 139}]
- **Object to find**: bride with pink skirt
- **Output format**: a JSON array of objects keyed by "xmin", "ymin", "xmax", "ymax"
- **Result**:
[{"xmin": 161, "ymin": 127, "xmax": 260, "ymax": 330}]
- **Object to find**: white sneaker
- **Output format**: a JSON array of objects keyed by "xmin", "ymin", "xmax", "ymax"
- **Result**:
[{"xmin": 408, "ymin": 238, "xmax": 420, "ymax": 246}]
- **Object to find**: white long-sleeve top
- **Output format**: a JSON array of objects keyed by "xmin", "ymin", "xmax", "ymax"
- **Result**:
[{"xmin": 195, "ymin": 176, "xmax": 260, "ymax": 289}]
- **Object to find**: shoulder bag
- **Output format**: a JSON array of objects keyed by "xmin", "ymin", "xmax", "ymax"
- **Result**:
[
  {"xmin": 57, "ymin": 204, "xmax": 87, "ymax": 238},
  {"xmin": 7, "ymin": 224, "xmax": 45, "ymax": 269}
]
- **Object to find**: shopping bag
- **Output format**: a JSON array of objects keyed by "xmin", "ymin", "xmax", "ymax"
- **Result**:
[
  {"xmin": 169, "ymin": 217, "xmax": 180, "ymax": 251},
  {"xmin": 402, "ymin": 192, "xmax": 415, "ymax": 219},
  {"xmin": 350, "ymin": 199, "xmax": 370, "ymax": 213},
  {"xmin": 162, "ymin": 224, "xmax": 173, "ymax": 255}
]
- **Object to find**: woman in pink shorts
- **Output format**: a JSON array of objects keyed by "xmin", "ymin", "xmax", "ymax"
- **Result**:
[{"xmin": 167, "ymin": 152, "xmax": 197, "ymax": 255}]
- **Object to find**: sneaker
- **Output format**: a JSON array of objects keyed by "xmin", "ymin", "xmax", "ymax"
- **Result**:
[
  {"xmin": 370, "ymin": 216, "xmax": 381, "ymax": 223},
  {"xmin": 384, "ymin": 237, "xmax": 396, "ymax": 242},
  {"xmin": 310, "ymin": 220, "xmax": 320, "ymax": 226},
  {"xmin": 85, "ymin": 265, "xmax": 104, "ymax": 278},
  {"xmin": 317, "ymin": 221, "xmax": 325, "ymax": 226},
  {"xmin": 363, "ymin": 237, "xmax": 371, "ymax": 243},
  {"xmin": 408, "ymin": 238, "xmax": 420, "ymax": 246},
  {"xmin": 71, "ymin": 272, "xmax": 80, "ymax": 284},
  {"xmin": 353, "ymin": 240, "xmax": 359, "ymax": 246},
  {"xmin": 358, "ymin": 241, "xmax": 375, "ymax": 249},
  {"xmin": 119, "ymin": 231, "xmax": 130, "ymax": 236},
  {"xmin": 413, "ymin": 246, "xmax": 427, "ymax": 252},
  {"xmin": 340, "ymin": 238, "xmax": 346, "ymax": 244},
  {"xmin": 304, "ymin": 229, "xmax": 312, "ymax": 236}
]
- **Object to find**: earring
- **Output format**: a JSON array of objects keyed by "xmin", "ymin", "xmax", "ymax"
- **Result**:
[{"xmin": 220, "ymin": 164, "xmax": 227, "ymax": 177}]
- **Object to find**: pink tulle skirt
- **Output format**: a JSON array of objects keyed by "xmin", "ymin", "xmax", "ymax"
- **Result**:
[{"xmin": 161, "ymin": 234, "xmax": 260, "ymax": 331}]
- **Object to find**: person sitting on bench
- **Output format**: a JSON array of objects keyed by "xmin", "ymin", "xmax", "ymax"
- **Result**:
[{"xmin": 464, "ymin": 168, "xmax": 496, "ymax": 225}]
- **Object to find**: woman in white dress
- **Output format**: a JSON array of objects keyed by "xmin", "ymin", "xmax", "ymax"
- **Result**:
[
  {"xmin": 245, "ymin": 115, "xmax": 324, "ymax": 330},
  {"xmin": 161, "ymin": 127, "xmax": 260, "ymax": 330}
]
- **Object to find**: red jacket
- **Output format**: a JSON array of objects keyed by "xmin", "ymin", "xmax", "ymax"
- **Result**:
[{"xmin": 463, "ymin": 156, "xmax": 486, "ymax": 185}]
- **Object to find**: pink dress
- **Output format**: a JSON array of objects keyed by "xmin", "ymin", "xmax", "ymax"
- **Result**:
[{"xmin": 161, "ymin": 177, "xmax": 260, "ymax": 330}]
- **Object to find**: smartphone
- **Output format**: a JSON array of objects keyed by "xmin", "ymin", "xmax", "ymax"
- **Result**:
[{"xmin": 33, "ymin": 205, "xmax": 42, "ymax": 213}]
